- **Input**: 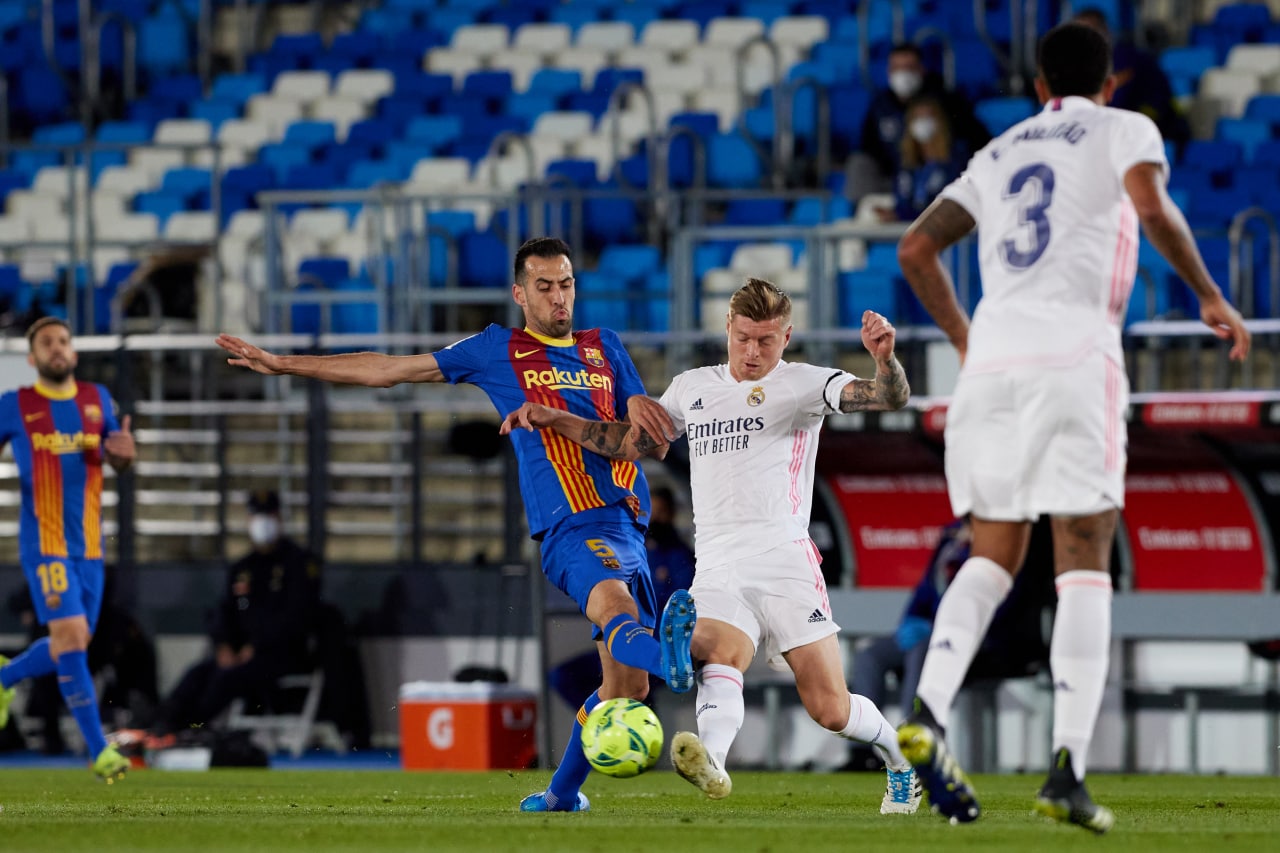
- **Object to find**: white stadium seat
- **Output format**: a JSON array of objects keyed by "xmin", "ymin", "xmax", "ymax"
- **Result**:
[
  {"xmin": 512, "ymin": 22, "xmax": 572, "ymax": 55},
  {"xmin": 164, "ymin": 211, "xmax": 218, "ymax": 243},
  {"xmin": 333, "ymin": 69, "xmax": 395, "ymax": 104},
  {"xmin": 769, "ymin": 15, "xmax": 830, "ymax": 51},
  {"xmin": 271, "ymin": 70, "xmax": 332, "ymax": 103},
  {"xmin": 640, "ymin": 20, "xmax": 700, "ymax": 53},
  {"xmin": 154, "ymin": 118, "xmax": 213, "ymax": 146},
  {"xmin": 532, "ymin": 110, "xmax": 596, "ymax": 141},
  {"xmin": 576, "ymin": 21, "xmax": 635, "ymax": 52},
  {"xmin": 450, "ymin": 23, "xmax": 509, "ymax": 57},
  {"xmin": 704, "ymin": 17, "xmax": 766, "ymax": 49}
]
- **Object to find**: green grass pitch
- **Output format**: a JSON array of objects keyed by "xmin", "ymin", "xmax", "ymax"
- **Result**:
[{"xmin": 1, "ymin": 768, "xmax": 1278, "ymax": 852}]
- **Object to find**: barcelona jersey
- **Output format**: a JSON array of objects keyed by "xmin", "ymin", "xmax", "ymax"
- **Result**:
[
  {"xmin": 433, "ymin": 324, "xmax": 651, "ymax": 538},
  {"xmin": 0, "ymin": 382, "xmax": 121, "ymax": 560}
]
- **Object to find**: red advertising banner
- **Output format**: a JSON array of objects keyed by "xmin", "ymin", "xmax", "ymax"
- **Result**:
[
  {"xmin": 1124, "ymin": 471, "xmax": 1267, "ymax": 591},
  {"xmin": 826, "ymin": 473, "xmax": 956, "ymax": 588}
]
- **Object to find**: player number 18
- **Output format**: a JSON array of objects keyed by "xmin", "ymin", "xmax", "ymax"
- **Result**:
[{"xmin": 37, "ymin": 561, "xmax": 68, "ymax": 595}]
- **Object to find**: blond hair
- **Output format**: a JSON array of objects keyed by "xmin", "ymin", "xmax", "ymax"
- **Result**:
[{"xmin": 729, "ymin": 277, "xmax": 792, "ymax": 324}]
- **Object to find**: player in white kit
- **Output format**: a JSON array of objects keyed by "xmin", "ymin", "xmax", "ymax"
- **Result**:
[
  {"xmin": 502, "ymin": 278, "xmax": 922, "ymax": 814},
  {"xmin": 895, "ymin": 23, "xmax": 1251, "ymax": 832}
]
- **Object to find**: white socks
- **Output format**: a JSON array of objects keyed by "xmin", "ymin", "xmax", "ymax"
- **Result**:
[
  {"xmin": 1050, "ymin": 569, "xmax": 1112, "ymax": 781},
  {"xmin": 915, "ymin": 556, "xmax": 1013, "ymax": 730},
  {"xmin": 840, "ymin": 692, "xmax": 909, "ymax": 769},
  {"xmin": 695, "ymin": 664, "xmax": 745, "ymax": 768}
]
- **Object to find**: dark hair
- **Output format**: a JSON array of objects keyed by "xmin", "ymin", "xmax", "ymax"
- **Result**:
[
  {"xmin": 1037, "ymin": 23, "xmax": 1111, "ymax": 98},
  {"xmin": 25, "ymin": 316, "xmax": 71, "ymax": 349},
  {"xmin": 513, "ymin": 237, "xmax": 573, "ymax": 283},
  {"xmin": 1073, "ymin": 7, "xmax": 1111, "ymax": 35},
  {"xmin": 889, "ymin": 42, "xmax": 922, "ymax": 61}
]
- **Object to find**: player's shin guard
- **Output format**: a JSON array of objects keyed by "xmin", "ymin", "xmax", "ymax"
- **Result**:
[
  {"xmin": 914, "ymin": 557, "xmax": 1012, "ymax": 730},
  {"xmin": 695, "ymin": 664, "xmax": 745, "ymax": 768},
  {"xmin": 547, "ymin": 690, "xmax": 602, "ymax": 807},
  {"xmin": 602, "ymin": 614, "xmax": 662, "ymax": 678},
  {"xmin": 56, "ymin": 650, "xmax": 108, "ymax": 759},
  {"xmin": 1049, "ymin": 570, "xmax": 1112, "ymax": 781},
  {"xmin": 0, "ymin": 637, "xmax": 55, "ymax": 688}
]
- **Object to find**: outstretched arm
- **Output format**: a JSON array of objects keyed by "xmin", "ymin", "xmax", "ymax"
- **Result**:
[
  {"xmin": 500, "ymin": 403, "xmax": 665, "ymax": 461},
  {"xmin": 897, "ymin": 197, "xmax": 977, "ymax": 362},
  {"xmin": 216, "ymin": 334, "xmax": 445, "ymax": 387},
  {"xmin": 838, "ymin": 310, "xmax": 911, "ymax": 412},
  {"xmin": 1124, "ymin": 162, "xmax": 1251, "ymax": 361}
]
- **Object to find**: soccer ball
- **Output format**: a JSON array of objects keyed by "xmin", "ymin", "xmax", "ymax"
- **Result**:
[{"xmin": 580, "ymin": 698, "xmax": 664, "ymax": 778}]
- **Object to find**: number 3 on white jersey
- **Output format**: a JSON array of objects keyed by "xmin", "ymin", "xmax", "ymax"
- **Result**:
[{"xmin": 1000, "ymin": 162, "xmax": 1056, "ymax": 270}]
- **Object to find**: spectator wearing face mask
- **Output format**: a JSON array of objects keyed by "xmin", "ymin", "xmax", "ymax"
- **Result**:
[
  {"xmin": 855, "ymin": 43, "xmax": 990, "ymax": 193},
  {"xmin": 148, "ymin": 490, "xmax": 322, "ymax": 739},
  {"xmin": 878, "ymin": 96, "xmax": 972, "ymax": 222}
]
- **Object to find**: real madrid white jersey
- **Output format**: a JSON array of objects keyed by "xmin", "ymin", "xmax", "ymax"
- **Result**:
[
  {"xmin": 657, "ymin": 360, "xmax": 855, "ymax": 567},
  {"xmin": 939, "ymin": 95, "xmax": 1167, "ymax": 374}
]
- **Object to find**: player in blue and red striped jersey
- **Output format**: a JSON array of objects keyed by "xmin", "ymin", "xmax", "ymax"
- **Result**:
[
  {"xmin": 216, "ymin": 237, "xmax": 695, "ymax": 812},
  {"xmin": 0, "ymin": 317, "xmax": 136, "ymax": 781}
]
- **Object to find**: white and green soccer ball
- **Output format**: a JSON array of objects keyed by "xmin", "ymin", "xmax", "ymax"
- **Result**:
[{"xmin": 580, "ymin": 697, "xmax": 664, "ymax": 778}]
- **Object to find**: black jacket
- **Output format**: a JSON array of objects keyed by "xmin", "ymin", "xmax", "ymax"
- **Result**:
[{"xmin": 211, "ymin": 537, "xmax": 321, "ymax": 665}]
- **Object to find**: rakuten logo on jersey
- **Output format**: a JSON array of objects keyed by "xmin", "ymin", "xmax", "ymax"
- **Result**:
[
  {"xmin": 521, "ymin": 367, "xmax": 613, "ymax": 394},
  {"xmin": 31, "ymin": 431, "xmax": 101, "ymax": 454}
]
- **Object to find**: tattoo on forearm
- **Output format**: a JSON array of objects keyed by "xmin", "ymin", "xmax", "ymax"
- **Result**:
[
  {"xmin": 580, "ymin": 421, "xmax": 634, "ymax": 459},
  {"xmin": 839, "ymin": 357, "xmax": 910, "ymax": 412},
  {"xmin": 915, "ymin": 198, "xmax": 976, "ymax": 247},
  {"xmin": 632, "ymin": 429, "xmax": 659, "ymax": 456}
]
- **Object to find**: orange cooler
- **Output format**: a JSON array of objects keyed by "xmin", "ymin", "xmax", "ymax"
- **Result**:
[{"xmin": 399, "ymin": 681, "xmax": 537, "ymax": 770}]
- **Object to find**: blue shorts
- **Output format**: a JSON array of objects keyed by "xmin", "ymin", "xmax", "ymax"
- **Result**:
[
  {"xmin": 22, "ymin": 554, "xmax": 104, "ymax": 632},
  {"xmin": 541, "ymin": 516, "xmax": 656, "ymax": 641}
]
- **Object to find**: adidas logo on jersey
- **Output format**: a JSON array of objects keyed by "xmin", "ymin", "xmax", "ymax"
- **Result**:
[
  {"xmin": 807, "ymin": 609, "xmax": 826, "ymax": 623},
  {"xmin": 689, "ymin": 398, "xmax": 704, "ymax": 411}
]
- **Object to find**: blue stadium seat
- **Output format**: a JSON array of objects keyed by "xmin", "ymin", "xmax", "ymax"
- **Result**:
[
  {"xmin": 1184, "ymin": 139, "xmax": 1245, "ymax": 173},
  {"xmin": 281, "ymin": 164, "xmax": 340, "ymax": 192},
  {"xmin": 404, "ymin": 115, "xmax": 463, "ymax": 150},
  {"xmin": 505, "ymin": 93, "xmax": 560, "ymax": 127},
  {"xmin": 191, "ymin": 98, "xmax": 240, "ymax": 129},
  {"xmin": 839, "ymin": 270, "xmax": 898, "ymax": 325},
  {"xmin": 1159, "ymin": 45, "xmax": 1219, "ymax": 89},
  {"xmin": 291, "ymin": 281, "xmax": 322, "ymax": 335},
  {"xmin": 347, "ymin": 119, "xmax": 397, "ymax": 153},
  {"xmin": 427, "ymin": 210, "xmax": 478, "ymax": 238},
  {"xmin": 150, "ymin": 74, "xmax": 203, "ymax": 105},
  {"xmin": 298, "ymin": 257, "xmax": 351, "ymax": 287},
  {"xmin": 138, "ymin": 10, "xmax": 191, "ymax": 77},
  {"xmin": 642, "ymin": 270, "xmax": 671, "ymax": 331},
  {"xmin": 707, "ymin": 133, "xmax": 764, "ymax": 189},
  {"xmin": 346, "ymin": 159, "xmax": 401, "ymax": 188},
  {"xmin": 975, "ymin": 96, "xmax": 1035, "ymax": 135},
  {"xmin": 828, "ymin": 85, "xmax": 871, "ymax": 150},
  {"xmin": 1217, "ymin": 118, "xmax": 1271, "ymax": 162},
  {"xmin": 742, "ymin": 1, "xmax": 792, "ymax": 26},
  {"xmin": 269, "ymin": 33, "xmax": 326, "ymax": 70},
  {"xmin": 529, "ymin": 68, "xmax": 584, "ymax": 99},
  {"xmin": 283, "ymin": 121, "xmax": 338, "ymax": 150},
  {"xmin": 259, "ymin": 143, "xmax": 313, "ymax": 183},
  {"xmin": 333, "ymin": 278, "xmax": 380, "ymax": 335},
  {"xmin": 613, "ymin": 3, "xmax": 660, "ymax": 31},
  {"xmin": 573, "ymin": 271, "xmax": 631, "ymax": 330},
  {"xmin": 1252, "ymin": 140, "xmax": 1280, "ymax": 168},
  {"xmin": 161, "ymin": 167, "xmax": 212, "ymax": 206},
  {"xmin": 726, "ymin": 198, "xmax": 788, "ymax": 226},
  {"xmin": 593, "ymin": 68, "xmax": 644, "ymax": 98},
  {"xmin": 546, "ymin": 159, "xmax": 599, "ymax": 188},
  {"xmin": 597, "ymin": 244, "xmax": 662, "ymax": 285},
  {"xmin": 396, "ymin": 72, "xmax": 454, "ymax": 102},
  {"xmin": 584, "ymin": 194, "xmax": 641, "ymax": 246},
  {"xmin": 463, "ymin": 70, "xmax": 514, "ymax": 99},
  {"xmin": 1244, "ymin": 94, "xmax": 1280, "ymax": 125},
  {"xmin": 33, "ymin": 122, "xmax": 85, "ymax": 145},
  {"xmin": 458, "ymin": 230, "xmax": 508, "ymax": 287},
  {"xmin": 331, "ymin": 31, "xmax": 380, "ymax": 65},
  {"xmin": 133, "ymin": 190, "xmax": 186, "ymax": 229},
  {"xmin": 1213, "ymin": 3, "xmax": 1272, "ymax": 40},
  {"xmin": 212, "ymin": 73, "xmax": 268, "ymax": 106}
]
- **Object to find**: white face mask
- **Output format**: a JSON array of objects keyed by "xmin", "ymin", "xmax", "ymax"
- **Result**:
[
  {"xmin": 909, "ymin": 116, "xmax": 939, "ymax": 143},
  {"xmin": 248, "ymin": 515, "xmax": 281, "ymax": 547},
  {"xmin": 888, "ymin": 69, "xmax": 923, "ymax": 100}
]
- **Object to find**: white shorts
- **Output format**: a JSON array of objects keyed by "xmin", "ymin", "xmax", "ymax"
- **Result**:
[
  {"xmin": 945, "ymin": 350, "xmax": 1127, "ymax": 521},
  {"xmin": 690, "ymin": 539, "xmax": 839, "ymax": 671}
]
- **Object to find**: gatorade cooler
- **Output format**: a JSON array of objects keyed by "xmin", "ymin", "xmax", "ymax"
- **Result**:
[{"xmin": 399, "ymin": 681, "xmax": 537, "ymax": 770}]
